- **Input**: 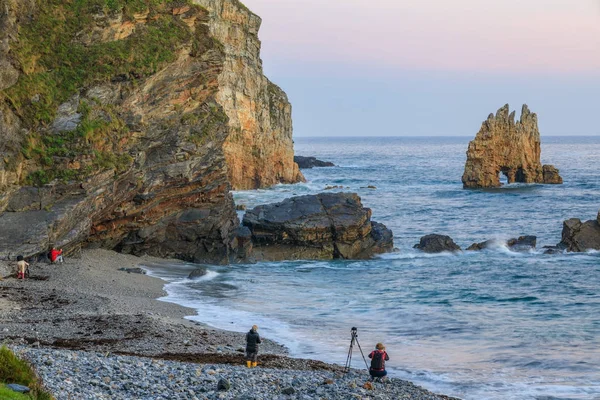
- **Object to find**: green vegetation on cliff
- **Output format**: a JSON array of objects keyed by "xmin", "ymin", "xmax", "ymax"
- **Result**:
[
  {"xmin": 1, "ymin": 0, "xmax": 215, "ymax": 185},
  {"xmin": 5, "ymin": 0, "xmax": 194, "ymax": 125}
]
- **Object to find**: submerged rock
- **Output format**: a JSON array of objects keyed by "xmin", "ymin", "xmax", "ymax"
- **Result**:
[
  {"xmin": 462, "ymin": 104, "xmax": 563, "ymax": 188},
  {"xmin": 413, "ymin": 234, "xmax": 461, "ymax": 253},
  {"xmin": 294, "ymin": 156, "xmax": 335, "ymax": 169},
  {"xmin": 467, "ymin": 236, "xmax": 536, "ymax": 252},
  {"xmin": 466, "ymin": 240, "xmax": 496, "ymax": 251},
  {"xmin": 559, "ymin": 211, "xmax": 600, "ymax": 252},
  {"xmin": 242, "ymin": 193, "xmax": 393, "ymax": 261},
  {"xmin": 188, "ymin": 267, "xmax": 208, "ymax": 279}
]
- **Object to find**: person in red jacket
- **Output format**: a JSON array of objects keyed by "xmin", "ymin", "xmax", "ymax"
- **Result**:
[
  {"xmin": 50, "ymin": 247, "xmax": 64, "ymax": 263},
  {"xmin": 368, "ymin": 342, "xmax": 390, "ymax": 382}
]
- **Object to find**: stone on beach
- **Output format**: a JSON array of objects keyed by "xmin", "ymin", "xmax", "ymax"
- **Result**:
[
  {"xmin": 414, "ymin": 234, "xmax": 461, "ymax": 253},
  {"xmin": 243, "ymin": 193, "xmax": 393, "ymax": 261},
  {"xmin": 6, "ymin": 383, "xmax": 30, "ymax": 393}
]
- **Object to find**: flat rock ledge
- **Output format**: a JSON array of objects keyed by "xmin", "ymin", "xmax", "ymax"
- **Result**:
[
  {"xmin": 462, "ymin": 104, "xmax": 563, "ymax": 189},
  {"xmin": 294, "ymin": 156, "xmax": 335, "ymax": 169},
  {"xmin": 242, "ymin": 193, "xmax": 393, "ymax": 261}
]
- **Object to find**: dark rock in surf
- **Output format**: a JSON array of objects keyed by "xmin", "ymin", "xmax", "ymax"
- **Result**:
[
  {"xmin": 559, "ymin": 211, "xmax": 600, "ymax": 252},
  {"xmin": 414, "ymin": 234, "xmax": 461, "ymax": 253},
  {"xmin": 294, "ymin": 156, "xmax": 335, "ymax": 169},
  {"xmin": 188, "ymin": 267, "xmax": 208, "ymax": 279},
  {"xmin": 466, "ymin": 240, "xmax": 495, "ymax": 251},
  {"xmin": 543, "ymin": 244, "xmax": 567, "ymax": 255},
  {"xmin": 242, "ymin": 193, "xmax": 393, "ymax": 261},
  {"xmin": 507, "ymin": 235, "xmax": 537, "ymax": 251}
]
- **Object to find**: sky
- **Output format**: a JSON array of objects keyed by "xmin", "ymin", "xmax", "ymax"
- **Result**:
[{"xmin": 242, "ymin": 0, "xmax": 600, "ymax": 137}]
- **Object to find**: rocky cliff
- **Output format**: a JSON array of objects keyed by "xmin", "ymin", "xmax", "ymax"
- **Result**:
[
  {"xmin": 462, "ymin": 104, "xmax": 563, "ymax": 189},
  {"xmin": 194, "ymin": 0, "xmax": 304, "ymax": 190},
  {"xmin": 0, "ymin": 0, "xmax": 300, "ymax": 263}
]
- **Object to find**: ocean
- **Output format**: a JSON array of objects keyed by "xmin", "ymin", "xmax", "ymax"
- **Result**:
[{"xmin": 145, "ymin": 136, "xmax": 600, "ymax": 400}]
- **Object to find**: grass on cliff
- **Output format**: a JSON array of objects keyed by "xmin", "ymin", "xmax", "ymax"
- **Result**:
[
  {"xmin": 0, "ymin": 346, "xmax": 54, "ymax": 400},
  {"xmin": 5, "ymin": 0, "xmax": 195, "ymax": 125},
  {"xmin": 1, "ymin": 0, "xmax": 210, "ymax": 185}
]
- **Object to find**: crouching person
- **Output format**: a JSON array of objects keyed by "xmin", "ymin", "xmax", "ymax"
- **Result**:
[
  {"xmin": 245, "ymin": 325, "xmax": 261, "ymax": 368},
  {"xmin": 368, "ymin": 342, "xmax": 390, "ymax": 382}
]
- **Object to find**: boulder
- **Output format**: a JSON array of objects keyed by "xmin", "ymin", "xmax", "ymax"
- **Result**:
[
  {"xmin": 507, "ymin": 235, "xmax": 537, "ymax": 251},
  {"xmin": 242, "ymin": 193, "xmax": 393, "ymax": 261},
  {"xmin": 462, "ymin": 104, "xmax": 563, "ymax": 188},
  {"xmin": 294, "ymin": 156, "xmax": 335, "ymax": 169},
  {"xmin": 559, "ymin": 211, "xmax": 600, "ymax": 252},
  {"xmin": 413, "ymin": 234, "xmax": 461, "ymax": 253}
]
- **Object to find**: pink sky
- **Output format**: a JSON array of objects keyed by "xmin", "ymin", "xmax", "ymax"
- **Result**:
[{"xmin": 242, "ymin": 0, "xmax": 600, "ymax": 75}]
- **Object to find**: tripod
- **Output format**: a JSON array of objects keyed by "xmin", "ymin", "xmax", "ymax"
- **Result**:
[{"xmin": 344, "ymin": 327, "xmax": 369, "ymax": 373}]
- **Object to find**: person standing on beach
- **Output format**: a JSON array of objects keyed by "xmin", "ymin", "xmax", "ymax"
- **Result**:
[
  {"xmin": 368, "ymin": 342, "xmax": 390, "ymax": 382},
  {"xmin": 245, "ymin": 325, "xmax": 261, "ymax": 368},
  {"xmin": 16, "ymin": 255, "xmax": 29, "ymax": 280}
]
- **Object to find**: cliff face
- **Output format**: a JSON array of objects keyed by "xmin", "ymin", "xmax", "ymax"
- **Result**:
[
  {"xmin": 0, "ymin": 0, "xmax": 297, "ymax": 262},
  {"xmin": 193, "ymin": 0, "xmax": 305, "ymax": 190},
  {"xmin": 462, "ymin": 104, "xmax": 563, "ymax": 189}
]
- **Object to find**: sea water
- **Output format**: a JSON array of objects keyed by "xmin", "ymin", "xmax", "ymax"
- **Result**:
[{"xmin": 145, "ymin": 137, "xmax": 600, "ymax": 400}]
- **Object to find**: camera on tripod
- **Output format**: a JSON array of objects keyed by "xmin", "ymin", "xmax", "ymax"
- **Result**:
[{"xmin": 344, "ymin": 327, "xmax": 369, "ymax": 372}]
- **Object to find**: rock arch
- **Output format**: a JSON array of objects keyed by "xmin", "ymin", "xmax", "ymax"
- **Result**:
[{"xmin": 462, "ymin": 104, "xmax": 563, "ymax": 189}]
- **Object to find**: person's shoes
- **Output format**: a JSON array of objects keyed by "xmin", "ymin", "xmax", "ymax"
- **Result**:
[
  {"xmin": 246, "ymin": 361, "xmax": 252, "ymax": 368},
  {"xmin": 251, "ymin": 362, "xmax": 257, "ymax": 368}
]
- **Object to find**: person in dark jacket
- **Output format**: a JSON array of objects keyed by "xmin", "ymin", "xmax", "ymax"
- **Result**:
[
  {"xmin": 368, "ymin": 342, "xmax": 390, "ymax": 382},
  {"xmin": 245, "ymin": 325, "xmax": 261, "ymax": 368}
]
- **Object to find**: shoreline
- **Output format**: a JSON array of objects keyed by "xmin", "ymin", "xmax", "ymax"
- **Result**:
[{"xmin": 1, "ymin": 249, "xmax": 458, "ymax": 399}]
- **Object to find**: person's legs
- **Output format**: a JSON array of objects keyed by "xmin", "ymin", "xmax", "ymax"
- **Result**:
[
  {"xmin": 57, "ymin": 255, "xmax": 64, "ymax": 263},
  {"xmin": 251, "ymin": 352, "xmax": 258, "ymax": 367}
]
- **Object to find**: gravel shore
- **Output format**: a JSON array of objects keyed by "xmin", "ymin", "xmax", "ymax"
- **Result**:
[{"xmin": 1, "ymin": 250, "xmax": 457, "ymax": 399}]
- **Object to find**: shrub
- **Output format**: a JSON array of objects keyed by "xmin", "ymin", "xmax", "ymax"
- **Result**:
[{"xmin": 0, "ymin": 346, "xmax": 55, "ymax": 400}]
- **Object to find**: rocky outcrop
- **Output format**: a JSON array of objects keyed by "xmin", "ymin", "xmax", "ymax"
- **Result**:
[
  {"xmin": 294, "ymin": 156, "xmax": 335, "ymax": 169},
  {"xmin": 242, "ymin": 193, "xmax": 393, "ymax": 261},
  {"xmin": 559, "ymin": 211, "xmax": 600, "ymax": 252},
  {"xmin": 413, "ymin": 234, "xmax": 461, "ymax": 253},
  {"xmin": 462, "ymin": 104, "xmax": 563, "ymax": 188},
  {"xmin": 0, "ymin": 0, "xmax": 299, "ymax": 263},
  {"xmin": 194, "ymin": 0, "xmax": 304, "ymax": 190}
]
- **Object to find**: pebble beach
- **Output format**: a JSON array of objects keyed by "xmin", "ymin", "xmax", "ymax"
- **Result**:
[{"xmin": 0, "ymin": 250, "xmax": 457, "ymax": 400}]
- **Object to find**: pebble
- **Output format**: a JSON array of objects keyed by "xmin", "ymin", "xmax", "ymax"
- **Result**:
[{"xmin": 12, "ymin": 346, "xmax": 454, "ymax": 400}]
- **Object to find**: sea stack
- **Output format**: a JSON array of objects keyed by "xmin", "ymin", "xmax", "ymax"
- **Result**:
[{"xmin": 461, "ymin": 104, "xmax": 563, "ymax": 189}]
